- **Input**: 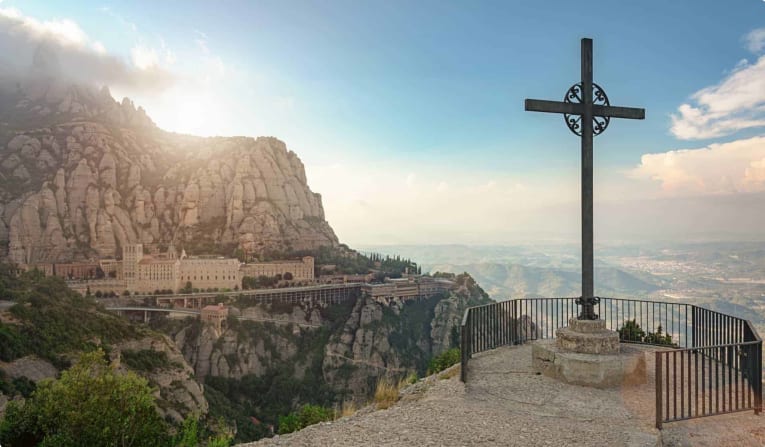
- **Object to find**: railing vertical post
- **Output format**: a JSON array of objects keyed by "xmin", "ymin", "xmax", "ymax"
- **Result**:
[
  {"xmin": 692, "ymin": 306, "xmax": 697, "ymax": 349},
  {"xmin": 756, "ymin": 341, "xmax": 762, "ymax": 415},
  {"xmin": 656, "ymin": 351, "xmax": 663, "ymax": 430},
  {"xmin": 460, "ymin": 316, "xmax": 467, "ymax": 383},
  {"xmin": 511, "ymin": 300, "xmax": 518, "ymax": 345}
]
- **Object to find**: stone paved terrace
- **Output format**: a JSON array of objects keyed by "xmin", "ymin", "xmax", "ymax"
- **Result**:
[{"xmin": 238, "ymin": 344, "xmax": 764, "ymax": 446}]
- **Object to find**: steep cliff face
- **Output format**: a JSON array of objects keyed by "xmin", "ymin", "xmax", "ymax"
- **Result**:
[
  {"xmin": 170, "ymin": 274, "xmax": 492, "ymax": 404},
  {"xmin": 0, "ymin": 77, "xmax": 338, "ymax": 263},
  {"xmin": 113, "ymin": 335, "xmax": 208, "ymax": 424}
]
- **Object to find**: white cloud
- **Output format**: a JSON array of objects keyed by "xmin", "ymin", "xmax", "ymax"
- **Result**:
[
  {"xmin": 130, "ymin": 45, "xmax": 159, "ymax": 70},
  {"xmin": 629, "ymin": 135, "xmax": 765, "ymax": 195},
  {"xmin": 0, "ymin": 7, "xmax": 176, "ymax": 92},
  {"xmin": 670, "ymin": 28, "xmax": 765, "ymax": 140},
  {"xmin": 670, "ymin": 54, "xmax": 765, "ymax": 140},
  {"xmin": 744, "ymin": 28, "xmax": 765, "ymax": 54},
  {"xmin": 0, "ymin": 8, "xmax": 87, "ymax": 46},
  {"xmin": 91, "ymin": 41, "xmax": 106, "ymax": 54}
]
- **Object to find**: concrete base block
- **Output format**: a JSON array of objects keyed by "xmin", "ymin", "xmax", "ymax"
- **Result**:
[{"xmin": 532, "ymin": 339, "xmax": 647, "ymax": 389}]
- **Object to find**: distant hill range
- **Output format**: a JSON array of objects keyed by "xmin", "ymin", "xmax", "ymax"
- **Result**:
[
  {"xmin": 426, "ymin": 262, "xmax": 662, "ymax": 299},
  {"xmin": 0, "ymin": 47, "xmax": 338, "ymax": 263}
]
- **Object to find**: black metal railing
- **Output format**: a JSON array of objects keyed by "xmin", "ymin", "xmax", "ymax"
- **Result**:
[
  {"xmin": 459, "ymin": 297, "xmax": 763, "ymax": 427},
  {"xmin": 655, "ymin": 306, "xmax": 763, "ymax": 428}
]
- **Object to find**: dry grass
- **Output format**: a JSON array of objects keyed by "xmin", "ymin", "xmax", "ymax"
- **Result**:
[
  {"xmin": 374, "ymin": 377, "xmax": 402, "ymax": 409},
  {"xmin": 438, "ymin": 365, "xmax": 460, "ymax": 380},
  {"xmin": 338, "ymin": 400, "xmax": 357, "ymax": 418}
]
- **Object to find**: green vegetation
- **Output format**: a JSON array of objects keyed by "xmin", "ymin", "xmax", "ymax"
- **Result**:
[
  {"xmin": 204, "ymin": 317, "xmax": 344, "ymax": 443},
  {"xmin": 618, "ymin": 319, "xmax": 675, "ymax": 346},
  {"xmin": 0, "ymin": 370, "xmax": 36, "ymax": 398},
  {"xmin": 0, "ymin": 351, "xmax": 232, "ymax": 447},
  {"xmin": 0, "ymin": 266, "xmax": 141, "ymax": 367},
  {"xmin": 384, "ymin": 296, "xmax": 442, "ymax": 375},
  {"xmin": 241, "ymin": 275, "xmax": 279, "ymax": 290},
  {"xmin": 205, "ymin": 360, "xmax": 337, "ymax": 443},
  {"xmin": 427, "ymin": 348, "xmax": 461, "ymax": 375},
  {"xmin": 282, "ymin": 245, "xmax": 420, "ymax": 277},
  {"xmin": 643, "ymin": 325, "xmax": 674, "ymax": 345},
  {"xmin": 617, "ymin": 319, "xmax": 645, "ymax": 342},
  {"xmin": 0, "ymin": 350, "xmax": 170, "ymax": 447},
  {"xmin": 122, "ymin": 349, "xmax": 177, "ymax": 372},
  {"xmin": 174, "ymin": 415, "xmax": 232, "ymax": 447},
  {"xmin": 277, "ymin": 404, "xmax": 334, "ymax": 435}
]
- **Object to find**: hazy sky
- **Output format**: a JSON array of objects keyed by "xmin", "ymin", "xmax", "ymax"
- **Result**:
[{"xmin": 3, "ymin": 1, "xmax": 765, "ymax": 245}]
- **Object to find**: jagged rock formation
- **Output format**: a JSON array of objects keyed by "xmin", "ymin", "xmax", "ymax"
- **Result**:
[
  {"xmin": 170, "ymin": 274, "xmax": 492, "ymax": 403},
  {"xmin": 0, "ymin": 75, "xmax": 338, "ymax": 263},
  {"xmin": 113, "ymin": 335, "xmax": 208, "ymax": 424}
]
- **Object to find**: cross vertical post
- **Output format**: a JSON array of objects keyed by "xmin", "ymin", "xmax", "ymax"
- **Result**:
[
  {"xmin": 580, "ymin": 38, "xmax": 594, "ymax": 320},
  {"xmin": 524, "ymin": 37, "xmax": 645, "ymax": 320}
]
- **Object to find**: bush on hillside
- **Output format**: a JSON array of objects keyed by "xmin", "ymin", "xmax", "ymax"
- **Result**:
[
  {"xmin": 277, "ymin": 404, "xmax": 334, "ymax": 434},
  {"xmin": 427, "ymin": 348, "xmax": 460, "ymax": 375},
  {"xmin": 0, "ymin": 350, "xmax": 170, "ymax": 447}
]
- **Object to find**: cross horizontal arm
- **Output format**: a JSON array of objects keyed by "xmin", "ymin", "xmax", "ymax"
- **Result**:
[
  {"xmin": 525, "ymin": 99, "xmax": 582, "ymax": 115},
  {"xmin": 593, "ymin": 105, "xmax": 645, "ymax": 120},
  {"xmin": 525, "ymin": 99, "xmax": 645, "ymax": 120}
]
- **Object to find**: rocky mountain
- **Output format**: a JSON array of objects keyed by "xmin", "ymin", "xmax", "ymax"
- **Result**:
[
  {"xmin": 0, "ymin": 61, "xmax": 337, "ymax": 263},
  {"xmin": 153, "ymin": 273, "xmax": 491, "ymax": 442}
]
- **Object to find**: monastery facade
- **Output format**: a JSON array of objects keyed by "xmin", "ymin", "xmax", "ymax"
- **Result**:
[
  {"xmin": 363, "ymin": 276, "xmax": 455, "ymax": 303},
  {"xmin": 25, "ymin": 246, "xmax": 316, "ymax": 295},
  {"xmin": 240, "ymin": 256, "xmax": 314, "ymax": 281},
  {"xmin": 124, "ymin": 244, "xmax": 240, "ymax": 293}
]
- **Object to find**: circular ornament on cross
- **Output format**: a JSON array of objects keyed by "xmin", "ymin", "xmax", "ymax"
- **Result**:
[{"xmin": 563, "ymin": 82, "xmax": 611, "ymax": 136}]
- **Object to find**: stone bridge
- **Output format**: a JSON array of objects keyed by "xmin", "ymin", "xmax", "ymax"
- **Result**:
[
  {"xmin": 102, "ymin": 283, "xmax": 362, "ymax": 310},
  {"xmin": 106, "ymin": 306, "xmax": 323, "ymax": 328}
]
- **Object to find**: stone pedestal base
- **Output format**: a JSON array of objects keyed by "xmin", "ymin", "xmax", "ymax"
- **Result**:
[
  {"xmin": 556, "ymin": 318, "xmax": 620, "ymax": 354},
  {"xmin": 532, "ymin": 339, "xmax": 647, "ymax": 389}
]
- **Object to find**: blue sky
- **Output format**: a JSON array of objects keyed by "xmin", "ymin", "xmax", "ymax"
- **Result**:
[{"xmin": 4, "ymin": 1, "xmax": 765, "ymax": 244}]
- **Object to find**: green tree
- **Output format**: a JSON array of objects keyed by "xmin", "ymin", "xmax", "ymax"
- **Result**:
[
  {"xmin": 427, "ymin": 348, "xmax": 461, "ymax": 375},
  {"xmin": 617, "ymin": 319, "xmax": 646, "ymax": 342},
  {"xmin": 0, "ymin": 350, "xmax": 169, "ymax": 447},
  {"xmin": 644, "ymin": 325, "xmax": 674, "ymax": 346}
]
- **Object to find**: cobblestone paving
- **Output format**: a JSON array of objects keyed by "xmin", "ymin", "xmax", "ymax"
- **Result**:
[{"xmin": 241, "ymin": 345, "xmax": 662, "ymax": 447}]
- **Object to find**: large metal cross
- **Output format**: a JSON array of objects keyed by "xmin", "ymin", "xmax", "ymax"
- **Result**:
[{"xmin": 524, "ymin": 38, "xmax": 645, "ymax": 320}]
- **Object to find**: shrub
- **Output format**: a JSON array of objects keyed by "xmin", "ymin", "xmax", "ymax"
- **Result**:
[
  {"xmin": 0, "ymin": 350, "xmax": 169, "ymax": 447},
  {"xmin": 277, "ymin": 404, "xmax": 334, "ymax": 434},
  {"xmin": 618, "ymin": 319, "xmax": 645, "ymax": 342},
  {"xmin": 122, "ymin": 349, "xmax": 172, "ymax": 372},
  {"xmin": 618, "ymin": 320, "xmax": 674, "ymax": 346},
  {"xmin": 427, "ymin": 348, "xmax": 460, "ymax": 375},
  {"xmin": 644, "ymin": 325, "xmax": 675, "ymax": 346}
]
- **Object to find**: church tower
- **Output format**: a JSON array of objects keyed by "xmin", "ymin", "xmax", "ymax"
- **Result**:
[{"xmin": 123, "ymin": 244, "xmax": 143, "ymax": 292}]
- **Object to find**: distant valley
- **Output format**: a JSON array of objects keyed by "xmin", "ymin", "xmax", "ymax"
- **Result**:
[{"xmin": 360, "ymin": 242, "xmax": 765, "ymax": 332}]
